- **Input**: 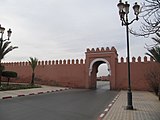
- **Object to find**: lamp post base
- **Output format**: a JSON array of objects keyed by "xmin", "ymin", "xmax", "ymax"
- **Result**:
[
  {"xmin": 126, "ymin": 105, "xmax": 133, "ymax": 110},
  {"xmin": 126, "ymin": 90, "xmax": 134, "ymax": 110}
]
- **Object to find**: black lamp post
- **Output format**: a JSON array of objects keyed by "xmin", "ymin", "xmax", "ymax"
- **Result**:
[{"xmin": 117, "ymin": 0, "xmax": 140, "ymax": 110}]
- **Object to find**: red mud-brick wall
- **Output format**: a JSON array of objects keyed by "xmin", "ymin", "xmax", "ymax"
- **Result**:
[
  {"xmin": 115, "ymin": 56, "xmax": 157, "ymax": 91},
  {"xmin": 2, "ymin": 49, "xmax": 158, "ymax": 91},
  {"xmin": 2, "ymin": 59, "xmax": 86, "ymax": 88}
]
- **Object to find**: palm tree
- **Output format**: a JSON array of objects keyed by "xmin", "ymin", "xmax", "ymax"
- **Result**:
[
  {"xmin": 0, "ymin": 40, "xmax": 18, "ymax": 86},
  {"xmin": 28, "ymin": 57, "xmax": 38, "ymax": 85}
]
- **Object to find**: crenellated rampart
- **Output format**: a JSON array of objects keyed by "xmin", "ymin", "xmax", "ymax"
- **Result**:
[
  {"xmin": 86, "ymin": 46, "xmax": 117, "ymax": 53},
  {"xmin": 118, "ymin": 56, "xmax": 154, "ymax": 63},
  {"xmin": 1, "ymin": 47, "xmax": 157, "ymax": 91},
  {"xmin": 3, "ymin": 59, "xmax": 85, "ymax": 67},
  {"xmin": 116, "ymin": 56, "xmax": 157, "ymax": 91},
  {"xmin": 3, "ymin": 59, "xmax": 86, "ymax": 88}
]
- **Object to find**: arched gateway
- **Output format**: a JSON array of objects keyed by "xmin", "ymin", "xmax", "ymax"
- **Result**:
[{"xmin": 85, "ymin": 47, "xmax": 118, "ymax": 90}]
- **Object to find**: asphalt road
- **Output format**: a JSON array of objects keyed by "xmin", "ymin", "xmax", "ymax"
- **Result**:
[{"xmin": 0, "ymin": 82, "xmax": 118, "ymax": 120}]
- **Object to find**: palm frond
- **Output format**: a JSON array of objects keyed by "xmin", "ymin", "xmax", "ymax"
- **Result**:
[
  {"xmin": 0, "ymin": 40, "xmax": 18, "ymax": 60},
  {"xmin": 146, "ymin": 46, "xmax": 160, "ymax": 63},
  {"xmin": 2, "ymin": 41, "xmax": 11, "ymax": 52},
  {"xmin": 152, "ymin": 33, "xmax": 160, "ymax": 44},
  {"xmin": 2, "ymin": 46, "xmax": 18, "ymax": 59}
]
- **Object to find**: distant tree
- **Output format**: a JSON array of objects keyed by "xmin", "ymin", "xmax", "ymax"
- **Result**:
[
  {"xmin": 145, "ymin": 66, "xmax": 160, "ymax": 96},
  {"xmin": 145, "ymin": 42, "xmax": 160, "ymax": 97},
  {"xmin": 28, "ymin": 57, "xmax": 38, "ymax": 85},
  {"xmin": 131, "ymin": 0, "xmax": 160, "ymax": 37}
]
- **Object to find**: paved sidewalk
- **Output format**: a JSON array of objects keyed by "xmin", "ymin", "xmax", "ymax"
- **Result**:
[
  {"xmin": 102, "ymin": 91, "xmax": 160, "ymax": 120},
  {"xmin": 0, "ymin": 85, "xmax": 69, "ymax": 99}
]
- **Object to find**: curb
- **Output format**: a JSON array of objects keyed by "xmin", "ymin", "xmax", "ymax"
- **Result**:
[
  {"xmin": 2, "ymin": 96, "xmax": 13, "ymax": 99},
  {"xmin": 17, "ymin": 94, "xmax": 25, "ymax": 97},
  {"xmin": 97, "ymin": 93, "xmax": 120, "ymax": 120},
  {"xmin": 1, "ymin": 88, "xmax": 71, "ymax": 100}
]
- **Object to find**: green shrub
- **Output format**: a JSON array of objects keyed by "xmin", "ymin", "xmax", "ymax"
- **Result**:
[
  {"xmin": 2, "ymin": 71, "xmax": 17, "ymax": 85},
  {"xmin": 2, "ymin": 71, "xmax": 17, "ymax": 78},
  {"xmin": 0, "ymin": 84, "xmax": 41, "ymax": 91}
]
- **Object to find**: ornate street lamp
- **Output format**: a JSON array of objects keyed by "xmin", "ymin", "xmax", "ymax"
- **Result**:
[
  {"xmin": 117, "ymin": 0, "xmax": 140, "ymax": 110},
  {"xmin": 0, "ymin": 24, "xmax": 12, "ymax": 40}
]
